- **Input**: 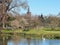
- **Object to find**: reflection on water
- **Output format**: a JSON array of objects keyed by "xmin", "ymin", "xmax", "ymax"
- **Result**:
[{"xmin": 0, "ymin": 34, "xmax": 60, "ymax": 45}]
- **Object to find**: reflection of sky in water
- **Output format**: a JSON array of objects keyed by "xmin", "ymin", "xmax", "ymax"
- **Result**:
[
  {"xmin": 7, "ymin": 39, "xmax": 60, "ymax": 45},
  {"xmin": 8, "ymin": 41, "xmax": 14, "ymax": 45}
]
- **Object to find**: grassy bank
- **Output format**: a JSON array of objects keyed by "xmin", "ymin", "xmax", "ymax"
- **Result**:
[{"xmin": 1, "ymin": 28, "xmax": 60, "ymax": 39}]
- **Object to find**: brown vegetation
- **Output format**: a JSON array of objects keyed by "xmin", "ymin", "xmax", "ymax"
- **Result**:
[{"xmin": 0, "ymin": 0, "xmax": 60, "ymax": 30}]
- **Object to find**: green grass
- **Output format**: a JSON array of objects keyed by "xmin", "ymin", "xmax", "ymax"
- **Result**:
[{"xmin": 1, "ymin": 27, "xmax": 60, "ymax": 39}]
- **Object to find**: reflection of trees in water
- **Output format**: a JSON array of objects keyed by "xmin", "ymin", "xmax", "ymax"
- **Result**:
[
  {"xmin": 30, "ymin": 39, "xmax": 40, "ymax": 45},
  {"xmin": 26, "ymin": 38, "xmax": 40, "ymax": 45},
  {"xmin": 0, "ymin": 35, "xmax": 31, "ymax": 45},
  {"xmin": 27, "ymin": 38, "xmax": 31, "ymax": 45},
  {"xmin": 9, "ymin": 35, "xmax": 29, "ymax": 45},
  {"xmin": 10, "ymin": 35, "xmax": 21, "ymax": 45},
  {"xmin": 11, "ymin": 34, "xmax": 32, "ymax": 45},
  {"xmin": 0, "ymin": 34, "xmax": 41, "ymax": 45},
  {"xmin": 0, "ymin": 34, "xmax": 21, "ymax": 45},
  {"xmin": 2, "ymin": 37, "xmax": 7, "ymax": 45},
  {"xmin": 26, "ymin": 37, "xmax": 40, "ymax": 45},
  {"xmin": 0, "ymin": 36, "xmax": 7, "ymax": 45}
]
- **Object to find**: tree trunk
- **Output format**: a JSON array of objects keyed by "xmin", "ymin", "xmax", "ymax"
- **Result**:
[
  {"xmin": 2, "ymin": 21, "xmax": 5, "ymax": 29},
  {"xmin": 2, "ymin": 15, "xmax": 5, "ymax": 29}
]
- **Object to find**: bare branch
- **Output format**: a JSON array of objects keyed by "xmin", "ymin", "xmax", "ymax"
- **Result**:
[{"xmin": 8, "ymin": 0, "xmax": 28, "ymax": 11}]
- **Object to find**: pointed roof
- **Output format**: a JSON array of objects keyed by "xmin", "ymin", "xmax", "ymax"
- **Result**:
[{"xmin": 27, "ymin": 6, "xmax": 30, "ymax": 13}]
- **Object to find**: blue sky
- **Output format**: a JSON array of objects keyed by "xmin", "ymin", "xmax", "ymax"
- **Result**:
[{"xmin": 27, "ymin": 0, "xmax": 60, "ymax": 15}]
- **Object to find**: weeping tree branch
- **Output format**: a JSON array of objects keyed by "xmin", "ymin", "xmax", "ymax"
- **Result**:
[{"xmin": 1, "ymin": 0, "xmax": 28, "ymax": 29}]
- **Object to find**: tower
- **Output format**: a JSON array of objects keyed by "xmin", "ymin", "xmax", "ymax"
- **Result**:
[
  {"xmin": 26, "ymin": 6, "xmax": 31, "ymax": 19},
  {"xmin": 27, "ymin": 7, "xmax": 31, "ymax": 15}
]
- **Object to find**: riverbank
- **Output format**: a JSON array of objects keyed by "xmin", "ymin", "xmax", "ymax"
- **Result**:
[{"xmin": 1, "ymin": 28, "xmax": 60, "ymax": 39}]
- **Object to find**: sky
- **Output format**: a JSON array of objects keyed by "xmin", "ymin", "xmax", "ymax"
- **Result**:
[{"xmin": 27, "ymin": 0, "xmax": 60, "ymax": 15}]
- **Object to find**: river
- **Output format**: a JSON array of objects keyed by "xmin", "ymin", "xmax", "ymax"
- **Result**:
[{"xmin": 0, "ymin": 34, "xmax": 60, "ymax": 45}]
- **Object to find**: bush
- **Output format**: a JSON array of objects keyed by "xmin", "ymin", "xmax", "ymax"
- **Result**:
[{"xmin": 23, "ymin": 28, "xmax": 30, "ymax": 31}]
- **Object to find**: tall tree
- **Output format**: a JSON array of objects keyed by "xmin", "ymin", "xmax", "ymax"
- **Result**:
[{"xmin": 0, "ymin": 0, "xmax": 28, "ymax": 29}]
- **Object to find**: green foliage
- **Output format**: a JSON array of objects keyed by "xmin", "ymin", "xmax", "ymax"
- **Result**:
[
  {"xmin": 1, "ymin": 27, "xmax": 60, "ymax": 39},
  {"xmin": 7, "ymin": 16, "xmax": 15, "ymax": 21}
]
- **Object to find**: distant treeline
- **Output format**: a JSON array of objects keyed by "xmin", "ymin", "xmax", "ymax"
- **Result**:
[
  {"xmin": 0, "ymin": 13, "xmax": 60, "ymax": 30},
  {"xmin": 0, "ymin": 0, "xmax": 60, "ymax": 30}
]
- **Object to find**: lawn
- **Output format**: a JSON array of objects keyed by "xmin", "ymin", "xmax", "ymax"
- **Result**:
[{"xmin": 1, "ymin": 27, "xmax": 60, "ymax": 39}]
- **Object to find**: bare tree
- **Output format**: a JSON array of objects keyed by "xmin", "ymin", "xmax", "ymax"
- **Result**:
[{"xmin": 0, "ymin": 0, "xmax": 28, "ymax": 29}]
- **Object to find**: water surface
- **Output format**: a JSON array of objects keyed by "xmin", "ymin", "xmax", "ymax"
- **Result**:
[{"xmin": 0, "ymin": 34, "xmax": 60, "ymax": 45}]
